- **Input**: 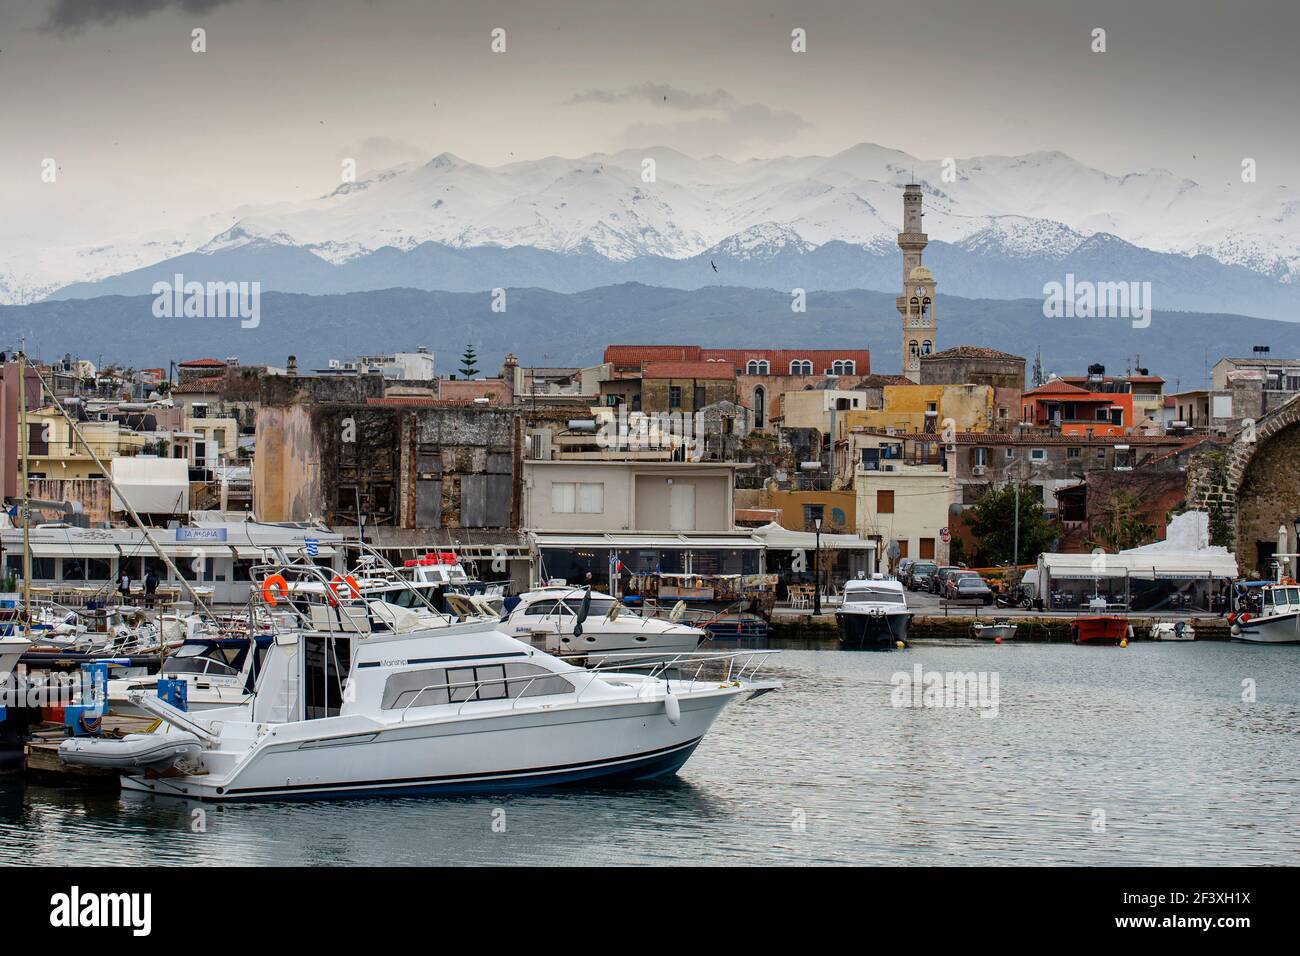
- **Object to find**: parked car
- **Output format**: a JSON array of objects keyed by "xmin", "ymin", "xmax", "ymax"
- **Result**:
[
  {"xmin": 949, "ymin": 574, "xmax": 994, "ymax": 605},
  {"xmin": 942, "ymin": 570, "xmax": 982, "ymax": 599},
  {"xmin": 930, "ymin": 566, "xmax": 961, "ymax": 594},
  {"xmin": 895, "ymin": 558, "xmax": 914, "ymax": 582},
  {"xmin": 907, "ymin": 561, "xmax": 938, "ymax": 591}
]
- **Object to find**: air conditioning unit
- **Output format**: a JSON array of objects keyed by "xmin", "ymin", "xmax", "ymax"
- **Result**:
[
  {"xmin": 528, "ymin": 430, "xmax": 553, "ymax": 460},
  {"xmin": 972, "ymin": 464, "xmax": 986, "ymax": 476}
]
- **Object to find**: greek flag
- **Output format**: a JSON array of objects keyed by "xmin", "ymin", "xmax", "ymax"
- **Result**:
[{"xmin": 304, "ymin": 538, "xmax": 319, "ymax": 557}]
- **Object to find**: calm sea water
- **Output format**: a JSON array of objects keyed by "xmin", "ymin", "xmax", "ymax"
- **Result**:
[{"xmin": 2, "ymin": 640, "xmax": 1297, "ymax": 866}]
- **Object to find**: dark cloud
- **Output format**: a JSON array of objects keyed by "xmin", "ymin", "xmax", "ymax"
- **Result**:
[{"xmin": 42, "ymin": 0, "xmax": 241, "ymax": 35}]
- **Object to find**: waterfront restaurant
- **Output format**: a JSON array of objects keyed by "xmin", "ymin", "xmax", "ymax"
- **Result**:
[
  {"xmin": 0, "ymin": 517, "xmax": 344, "ymax": 606},
  {"xmin": 1036, "ymin": 549, "xmax": 1238, "ymax": 612},
  {"xmin": 529, "ymin": 530, "xmax": 765, "ymax": 592}
]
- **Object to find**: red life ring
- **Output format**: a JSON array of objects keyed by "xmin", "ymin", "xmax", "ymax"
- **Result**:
[
  {"xmin": 327, "ymin": 574, "xmax": 361, "ymax": 606},
  {"xmin": 260, "ymin": 574, "xmax": 290, "ymax": 606}
]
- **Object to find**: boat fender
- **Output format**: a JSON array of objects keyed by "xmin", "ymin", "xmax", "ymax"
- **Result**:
[
  {"xmin": 664, "ymin": 692, "xmax": 680, "ymax": 726},
  {"xmin": 895, "ymin": 641, "xmax": 906, "ymax": 650},
  {"xmin": 260, "ymin": 574, "xmax": 289, "ymax": 606},
  {"xmin": 994, "ymin": 637, "xmax": 1002, "ymax": 645},
  {"xmin": 1119, "ymin": 638, "xmax": 1128, "ymax": 648}
]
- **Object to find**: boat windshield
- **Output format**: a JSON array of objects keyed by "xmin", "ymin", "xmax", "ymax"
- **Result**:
[
  {"xmin": 1266, "ymin": 587, "xmax": 1300, "ymax": 608},
  {"xmin": 845, "ymin": 586, "xmax": 906, "ymax": 605},
  {"xmin": 163, "ymin": 642, "xmax": 242, "ymax": 677}
]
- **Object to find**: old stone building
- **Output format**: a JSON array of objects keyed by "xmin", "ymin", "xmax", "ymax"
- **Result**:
[{"xmin": 1186, "ymin": 394, "xmax": 1300, "ymax": 575}]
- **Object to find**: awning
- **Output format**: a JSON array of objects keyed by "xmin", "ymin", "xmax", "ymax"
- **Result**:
[
  {"xmin": 748, "ymin": 522, "xmax": 878, "ymax": 551},
  {"xmin": 28, "ymin": 542, "xmax": 120, "ymax": 558},
  {"xmin": 531, "ymin": 532, "xmax": 764, "ymax": 550}
]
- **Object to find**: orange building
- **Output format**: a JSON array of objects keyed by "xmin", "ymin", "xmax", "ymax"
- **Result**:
[{"xmin": 1021, "ymin": 380, "xmax": 1133, "ymax": 436}]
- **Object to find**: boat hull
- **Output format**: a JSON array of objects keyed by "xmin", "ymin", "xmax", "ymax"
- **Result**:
[
  {"xmin": 836, "ymin": 609, "xmax": 911, "ymax": 648},
  {"xmin": 120, "ymin": 690, "xmax": 736, "ymax": 802},
  {"xmin": 1232, "ymin": 611, "xmax": 1300, "ymax": 644},
  {"xmin": 1072, "ymin": 616, "xmax": 1130, "ymax": 645}
]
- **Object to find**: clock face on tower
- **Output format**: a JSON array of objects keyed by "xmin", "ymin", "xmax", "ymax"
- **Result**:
[{"xmin": 915, "ymin": 287, "xmax": 925, "ymax": 297}]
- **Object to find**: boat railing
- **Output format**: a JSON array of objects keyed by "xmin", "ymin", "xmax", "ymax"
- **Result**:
[
  {"xmin": 575, "ymin": 649, "xmax": 780, "ymax": 702},
  {"xmin": 395, "ymin": 648, "xmax": 780, "ymax": 721}
]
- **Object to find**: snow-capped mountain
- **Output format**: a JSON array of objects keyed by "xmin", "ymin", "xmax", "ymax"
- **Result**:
[{"xmin": 5, "ymin": 143, "xmax": 1298, "ymax": 307}]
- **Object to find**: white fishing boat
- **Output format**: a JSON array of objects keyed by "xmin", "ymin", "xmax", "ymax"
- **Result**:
[
  {"xmin": 501, "ymin": 586, "xmax": 706, "ymax": 662},
  {"xmin": 1230, "ymin": 583, "xmax": 1300, "ymax": 644},
  {"xmin": 1149, "ymin": 620, "xmax": 1195, "ymax": 641},
  {"xmin": 970, "ymin": 620, "xmax": 1018, "ymax": 641},
  {"xmin": 62, "ymin": 562, "xmax": 779, "ymax": 800},
  {"xmin": 836, "ymin": 575, "xmax": 912, "ymax": 648}
]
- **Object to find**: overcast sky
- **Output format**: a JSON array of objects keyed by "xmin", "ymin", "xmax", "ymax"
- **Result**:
[{"xmin": 2, "ymin": 0, "xmax": 1297, "ymax": 247}]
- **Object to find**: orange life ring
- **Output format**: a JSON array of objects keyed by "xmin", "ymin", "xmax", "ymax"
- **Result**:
[
  {"xmin": 327, "ymin": 574, "xmax": 361, "ymax": 606},
  {"xmin": 261, "ymin": 574, "xmax": 289, "ymax": 606}
]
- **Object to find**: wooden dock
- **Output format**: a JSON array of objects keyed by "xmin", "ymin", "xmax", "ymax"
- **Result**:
[{"xmin": 20, "ymin": 716, "xmax": 158, "ymax": 786}]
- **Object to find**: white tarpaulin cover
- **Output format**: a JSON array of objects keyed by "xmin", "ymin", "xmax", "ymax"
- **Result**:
[
  {"xmin": 749, "ymin": 522, "xmax": 878, "ymax": 551},
  {"xmin": 1040, "ymin": 511, "xmax": 1238, "ymax": 581},
  {"xmin": 111, "ymin": 457, "xmax": 189, "ymax": 514}
]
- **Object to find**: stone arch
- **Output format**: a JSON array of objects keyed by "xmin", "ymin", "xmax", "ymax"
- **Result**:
[{"xmin": 1188, "ymin": 395, "xmax": 1300, "ymax": 575}]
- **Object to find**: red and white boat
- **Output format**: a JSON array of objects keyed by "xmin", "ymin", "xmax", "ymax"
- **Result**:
[{"xmin": 1071, "ymin": 615, "xmax": 1131, "ymax": 645}]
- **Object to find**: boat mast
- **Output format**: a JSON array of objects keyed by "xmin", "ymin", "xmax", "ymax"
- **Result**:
[
  {"xmin": 28, "ymin": 365, "xmax": 214, "ymax": 617},
  {"xmin": 17, "ymin": 347, "xmax": 31, "ymax": 634}
]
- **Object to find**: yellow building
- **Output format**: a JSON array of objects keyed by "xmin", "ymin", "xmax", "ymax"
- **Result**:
[
  {"xmin": 24, "ymin": 408, "xmax": 151, "ymax": 481},
  {"xmin": 185, "ymin": 416, "xmax": 240, "ymax": 468},
  {"xmin": 837, "ymin": 383, "xmax": 996, "ymax": 436},
  {"xmin": 777, "ymin": 389, "xmax": 868, "ymax": 432}
]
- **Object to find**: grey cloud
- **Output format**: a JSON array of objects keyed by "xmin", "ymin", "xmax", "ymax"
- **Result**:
[
  {"xmin": 569, "ymin": 83, "xmax": 736, "ymax": 111},
  {"xmin": 42, "ymin": 0, "xmax": 242, "ymax": 35},
  {"xmin": 569, "ymin": 83, "xmax": 810, "ymax": 153}
]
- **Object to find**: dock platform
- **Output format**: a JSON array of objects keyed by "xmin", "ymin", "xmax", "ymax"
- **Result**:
[{"xmin": 21, "ymin": 716, "xmax": 157, "ymax": 785}]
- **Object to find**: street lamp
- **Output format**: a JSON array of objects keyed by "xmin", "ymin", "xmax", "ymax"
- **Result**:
[{"xmin": 813, "ymin": 515, "xmax": 823, "ymax": 615}]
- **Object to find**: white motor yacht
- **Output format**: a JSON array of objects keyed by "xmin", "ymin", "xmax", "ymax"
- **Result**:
[
  {"xmin": 835, "ymin": 575, "xmax": 912, "ymax": 648},
  {"xmin": 503, "ymin": 586, "xmax": 707, "ymax": 662},
  {"xmin": 62, "ymin": 563, "xmax": 779, "ymax": 800}
]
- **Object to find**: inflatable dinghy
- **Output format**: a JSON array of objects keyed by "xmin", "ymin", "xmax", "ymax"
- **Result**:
[{"xmin": 59, "ymin": 731, "xmax": 202, "ymax": 773}]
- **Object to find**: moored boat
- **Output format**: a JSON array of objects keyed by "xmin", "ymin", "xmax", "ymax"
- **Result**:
[
  {"xmin": 970, "ymin": 620, "xmax": 1017, "ymax": 641},
  {"xmin": 836, "ymin": 575, "xmax": 911, "ymax": 649},
  {"xmin": 1071, "ymin": 615, "xmax": 1131, "ymax": 645},
  {"xmin": 1229, "ymin": 583, "xmax": 1300, "ymax": 644},
  {"xmin": 62, "ymin": 560, "xmax": 780, "ymax": 800}
]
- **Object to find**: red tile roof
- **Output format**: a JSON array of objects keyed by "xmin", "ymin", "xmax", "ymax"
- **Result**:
[
  {"xmin": 366, "ymin": 397, "xmax": 492, "ymax": 407},
  {"xmin": 603, "ymin": 345, "xmax": 870, "ymax": 376},
  {"xmin": 641, "ymin": 361, "xmax": 736, "ymax": 380},
  {"xmin": 1024, "ymin": 380, "xmax": 1096, "ymax": 396},
  {"xmin": 172, "ymin": 375, "xmax": 224, "ymax": 394},
  {"xmin": 179, "ymin": 358, "xmax": 227, "ymax": 367}
]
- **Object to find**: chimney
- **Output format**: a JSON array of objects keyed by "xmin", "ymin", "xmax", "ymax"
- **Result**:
[{"xmin": 287, "ymin": 355, "xmax": 298, "ymax": 376}]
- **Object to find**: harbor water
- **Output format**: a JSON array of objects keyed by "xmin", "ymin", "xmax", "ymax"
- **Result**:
[{"xmin": 2, "ymin": 639, "xmax": 1297, "ymax": 866}]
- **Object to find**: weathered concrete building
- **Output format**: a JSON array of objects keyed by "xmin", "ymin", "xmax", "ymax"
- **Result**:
[{"xmin": 254, "ymin": 390, "xmax": 521, "ymax": 536}]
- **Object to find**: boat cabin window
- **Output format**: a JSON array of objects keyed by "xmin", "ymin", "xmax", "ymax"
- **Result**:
[
  {"xmin": 381, "ymin": 662, "xmax": 574, "ymax": 710},
  {"xmin": 520, "ymin": 599, "xmax": 572, "ymax": 617},
  {"xmin": 844, "ymin": 586, "xmax": 906, "ymax": 605}
]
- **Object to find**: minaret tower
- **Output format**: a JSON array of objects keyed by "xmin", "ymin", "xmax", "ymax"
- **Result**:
[{"xmin": 896, "ymin": 183, "xmax": 936, "ymax": 382}]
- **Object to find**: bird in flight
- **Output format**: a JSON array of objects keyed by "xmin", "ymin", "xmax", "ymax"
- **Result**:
[{"xmin": 710, "ymin": 260, "xmax": 718, "ymax": 273}]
